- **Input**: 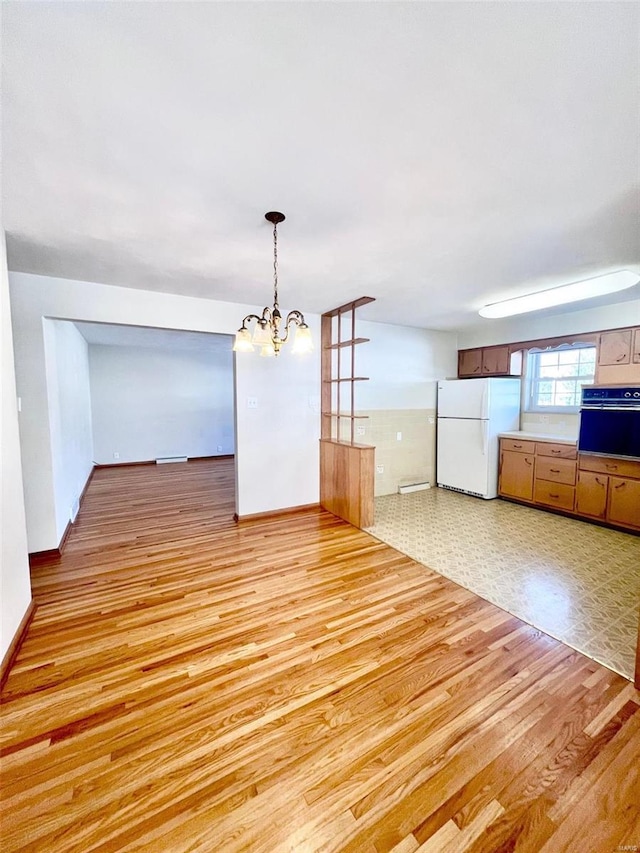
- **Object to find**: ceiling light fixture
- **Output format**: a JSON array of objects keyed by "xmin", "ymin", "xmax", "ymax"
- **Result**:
[
  {"xmin": 233, "ymin": 212, "xmax": 313, "ymax": 358},
  {"xmin": 478, "ymin": 270, "xmax": 640, "ymax": 319}
]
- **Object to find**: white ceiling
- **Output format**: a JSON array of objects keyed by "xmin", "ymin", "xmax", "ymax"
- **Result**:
[{"xmin": 2, "ymin": 2, "xmax": 639, "ymax": 330}]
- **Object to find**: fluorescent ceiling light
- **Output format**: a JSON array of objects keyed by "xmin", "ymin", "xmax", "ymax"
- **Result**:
[{"xmin": 478, "ymin": 270, "xmax": 640, "ymax": 319}]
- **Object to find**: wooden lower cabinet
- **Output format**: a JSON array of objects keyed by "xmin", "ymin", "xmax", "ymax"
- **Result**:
[
  {"xmin": 499, "ymin": 439, "xmax": 576, "ymax": 510},
  {"xmin": 499, "ymin": 440, "xmax": 640, "ymax": 532},
  {"xmin": 576, "ymin": 471, "xmax": 608, "ymax": 519},
  {"xmin": 577, "ymin": 454, "xmax": 640, "ymax": 531},
  {"xmin": 606, "ymin": 476, "xmax": 640, "ymax": 530},
  {"xmin": 499, "ymin": 450, "xmax": 534, "ymax": 501}
]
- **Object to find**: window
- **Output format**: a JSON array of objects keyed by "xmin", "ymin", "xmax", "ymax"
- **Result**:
[{"xmin": 526, "ymin": 345, "xmax": 596, "ymax": 412}]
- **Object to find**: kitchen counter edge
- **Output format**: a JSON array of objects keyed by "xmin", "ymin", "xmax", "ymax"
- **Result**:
[{"xmin": 499, "ymin": 431, "xmax": 577, "ymax": 445}]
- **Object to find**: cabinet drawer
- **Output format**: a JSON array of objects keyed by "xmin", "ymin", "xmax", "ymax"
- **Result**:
[
  {"xmin": 579, "ymin": 454, "xmax": 640, "ymax": 479},
  {"xmin": 501, "ymin": 438, "xmax": 536, "ymax": 454},
  {"xmin": 533, "ymin": 481, "xmax": 575, "ymax": 511},
  {"xmin": 535, "ymin": 442, "xmax": 577, "ymax": 460},
  {"xmin": 535, "ymin": 457, "xmax": 576, "ymax": 485}
]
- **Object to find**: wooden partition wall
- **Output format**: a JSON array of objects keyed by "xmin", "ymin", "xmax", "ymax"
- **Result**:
[{"xmin": 319, "ymin": 297, "xmax": 375, "ymax": 528}]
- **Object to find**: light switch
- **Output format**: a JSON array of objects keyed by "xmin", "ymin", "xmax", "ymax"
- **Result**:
[{"xmin": 247, "ymin": 397, "xmax": 258, "ymax": 409}]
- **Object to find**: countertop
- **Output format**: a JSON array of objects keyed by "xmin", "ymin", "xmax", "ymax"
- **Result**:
[{"xmin": 499, "ymin": 430, "xmax": 577, "ymax": 446}]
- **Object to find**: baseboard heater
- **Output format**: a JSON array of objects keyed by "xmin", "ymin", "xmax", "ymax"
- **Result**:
[
  {"xmin": 156, "ymin": 456, "xmax": 188, "ymax": 464},
  {"xmin": 398, "ymin": 481, "xmax": 431, "ymax": 495}
]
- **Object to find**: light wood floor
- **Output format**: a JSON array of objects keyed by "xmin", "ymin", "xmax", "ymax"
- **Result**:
[{"xmin": 2, "ymin": 459, "xmax": 639, "ymax": 852}]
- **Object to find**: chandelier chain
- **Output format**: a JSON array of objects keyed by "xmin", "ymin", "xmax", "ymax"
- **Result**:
[{"xmin": 273, "ymin": 223, "xmax": 279, "ymax": 309}]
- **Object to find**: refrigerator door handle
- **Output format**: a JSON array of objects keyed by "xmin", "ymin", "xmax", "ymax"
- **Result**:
[
  {"xmin": 481, "ymin": 419, "xmax": 488, "ymax": 455},
  {"xmin": 480, "ymin": 382, "xmax": 488, "ymax": 420}
]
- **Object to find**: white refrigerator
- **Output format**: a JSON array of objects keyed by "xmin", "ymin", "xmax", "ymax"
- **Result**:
[{"xmin": 436, "ymin": 378, "xmax": 521, "ymax": 499}]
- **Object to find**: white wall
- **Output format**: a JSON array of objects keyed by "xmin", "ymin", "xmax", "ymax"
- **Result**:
[
  {"xmin": 9, "ymin": 272, "xmax": 320, "ymax": 550},
  {"xmin": 235, "ymin": 349, "xmax": 320, "ymax": 514},
  {"xmin": 351, "ymin": 320, "xmax": 458, "ymax": 495},
  {"xmin": 89, "ymin": 343, "xmax": 234, "ymax": 463},
  {"xmin": 43, "ymin": 320, "xmax": 94, "ymax": 542},
  {"xmin": 457, "ymin": 298, "xmax": 640, "ymax": 349},
  {"xmin": 1, "ymin": 234, "xmax": 32, "ymax": 662},
  {"xmin": 358, "ymin": 320, "xmax": 458, "ymax": 409}
]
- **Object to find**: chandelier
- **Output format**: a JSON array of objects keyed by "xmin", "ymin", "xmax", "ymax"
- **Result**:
[{"xmin": 233, "ymin": 211, "xmax": 313, "ymax": 357}]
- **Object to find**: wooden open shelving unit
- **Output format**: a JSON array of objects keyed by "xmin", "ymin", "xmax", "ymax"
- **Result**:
[{"xmin": 319, "ymin": 297, "xmax": 375, "ymax": 528}]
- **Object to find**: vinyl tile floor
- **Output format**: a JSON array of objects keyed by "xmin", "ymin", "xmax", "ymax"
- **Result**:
[{"xmin": 365, "ymin": 488, "xmax": 640, "ymax": 681}]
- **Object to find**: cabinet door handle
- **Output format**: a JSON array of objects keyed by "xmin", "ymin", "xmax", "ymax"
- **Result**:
[
  {"xmin": 614, "ymin": 481, "xmax": 626, "ymax": 489},
  {"xmin": 473, "ymin": 366, "xmax": 480, "ymax": 373},
  {"xmin": 595, "ymin": 477, "xmax": 605, "ymax": 486},
  {"xmin": 525, "ymin": 458, "xmax": 533, "ymax": 466},
  {"xmin": 549, "ymin": 493, "xmax": 560, "ymax": 499},
  {"xmin": 550, "ymin": 468, "xmax": 560, "ymax": 473},
  {"xmin": 551, "ymin": 449, "xmax": 562, "ymax": 454},
  {"xmin": 605, "ymin": 464, "xmax": 618, "ymax": 470},
  {"xmin": 513, "ymin": 443, "xmax": 523, "ymax": 448},
  {"xmin": 615, "ymin": 353, "xmax": 625, "ymax": 362}
]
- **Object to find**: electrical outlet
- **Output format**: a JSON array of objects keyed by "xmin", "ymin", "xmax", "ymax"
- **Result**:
[
  {"xmin": 540, "ymin": 415, "xmax": 549, "ymax": 424},
  {"xmin": 357, "ymin": 426, "xmax": 366, "ymax": 436},
  {"xmin": 113, "ymin": 452, "xmax": 120, "ymax": 459},
  {"xmin": 247, "ymin": 397, "xmax": 258, "ymax": 409},
  {"xmin": 396, "ymin": 431, "xmax": 402, "ymax": 441},
  {"xmin": 376, "ymin": 464, "xmax": 384, "ymax": 474},
  {"xmin": 428, "ymin": 416, "xmax": 434, "ymax": 424},
  {"xmin": 217, "ymin": 445, "xmax": 223, "ymax": 452}
]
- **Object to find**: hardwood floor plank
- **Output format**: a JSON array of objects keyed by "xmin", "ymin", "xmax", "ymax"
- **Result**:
[{"xmin": 1, "ymin": 459, "xmax": 638, "ymax": 853}]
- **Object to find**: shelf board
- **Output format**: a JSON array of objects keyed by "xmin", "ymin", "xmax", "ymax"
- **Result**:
[
  {"xmin": 319, "ymin": 438, "xmax": 374, "ymax": 450},
  {"xmin": 323, "ymin": 337, "xmax": 370, "ymax": 350},
  {"xmin": 322, "ymin": 414, "xmax": 369, "ymax": 419},
  {"xmin": 323, "ymin": 377, "xmax": 369, "ymax": 383}
]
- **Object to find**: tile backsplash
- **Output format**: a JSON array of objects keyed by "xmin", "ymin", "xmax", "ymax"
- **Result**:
[
  {"xmin": 333, "ymin": 409, "xmax": 579, "ymax": 498},
  {"xmin": 341, "ymin": 409, "xmax": 435, "ymax": 497},
  {"xmin": 520, "ymin": 412, "xmax": 579, "ymax": 438}
]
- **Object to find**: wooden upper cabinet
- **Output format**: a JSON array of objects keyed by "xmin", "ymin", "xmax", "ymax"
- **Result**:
[
  {"xmin": 481, "ymin": 345, "xmax": 510, "ymax": 375},
  {"xmin": 598, "ymin": 329, "xmax": 632, "ymax": 365},
  {"xmin": 458, "ymin": 348, "xmax": 482, "ymax": 377},
  {"xmin": 458, "ymin": 345, "xmax": 521, "ymax": 378},
  {"xmin": 595, "ymin": 327, "xmax": 640, "ymax": 383}
]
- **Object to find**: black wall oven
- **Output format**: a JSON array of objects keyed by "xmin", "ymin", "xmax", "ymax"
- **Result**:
[{"xmin": 578, "ymin": 386, "xmax": 640, "ymax": 459}]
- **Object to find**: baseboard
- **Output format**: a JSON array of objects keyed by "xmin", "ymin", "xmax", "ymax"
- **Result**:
[
  {"xmin": 94, "ymin": 460, "xmax": 156, "ymax": 469},
  {"xmin": 58, "ymin": 518, "xmax": 73, "ymax": 551},
  {"xmin": 0, "ymin": 599, "xmax": 37, "ymax": 690},
  {"xmin": 29, "ymin": 465, "xmax": 95, "ymax": 561},
  {"xmin": 78, "ymin": 466, "xmax": 95, "ymax": 504},
  {"xmin": 95, "ymin": 455, "xmax": 235, "ymax": 469},
  {"xmin": 29, "ymin": 546, "xmax": 63, "ymax": 563},
  {"xmin": 234, "ymin": 503, "xmax": 320, "ymax": 523}
]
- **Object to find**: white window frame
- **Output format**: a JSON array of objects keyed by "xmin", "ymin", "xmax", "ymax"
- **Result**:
[{"xmin": 525, "ymin": 343, "xmax": 596, "ymax": 413}]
